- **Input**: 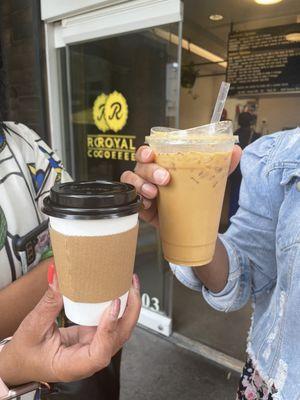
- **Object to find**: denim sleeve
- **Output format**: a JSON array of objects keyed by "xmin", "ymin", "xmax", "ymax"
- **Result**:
[
  {"xmin": 169, "ymin": 234, "xmax": 251, "ymax": 312},
  {"xmin": 170, "ymin": 135, "xmax": 277, "ymax": 312}
]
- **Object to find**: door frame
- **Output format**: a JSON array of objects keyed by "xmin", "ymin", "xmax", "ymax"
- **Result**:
[{"xmin": 42, "ymin": 0, "xmax": 183, "ymax": 336}]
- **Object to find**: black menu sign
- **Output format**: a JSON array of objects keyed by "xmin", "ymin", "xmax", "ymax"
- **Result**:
[{"xmin": 227, "ymin": 24, "xmax": 300, "ymax": 95}]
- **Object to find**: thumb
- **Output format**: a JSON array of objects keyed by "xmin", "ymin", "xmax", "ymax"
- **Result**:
[{"xmin": 21, "ymin": 286, "xmax": 63, "ymax": 343}]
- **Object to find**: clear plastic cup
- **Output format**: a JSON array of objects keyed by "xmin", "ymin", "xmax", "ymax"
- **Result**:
[{"xmin": 146, "ymin": 121, "xmax": 236, "ymax": 267}]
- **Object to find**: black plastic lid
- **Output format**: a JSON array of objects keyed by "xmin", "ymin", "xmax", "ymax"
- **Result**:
[{"xmin": 42, "ymin": 180, "xmax": 141, "ymax": 220}]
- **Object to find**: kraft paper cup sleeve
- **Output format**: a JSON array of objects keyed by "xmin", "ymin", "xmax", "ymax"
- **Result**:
[{"xmin": 50, "ymin": 225, "xmax": 139, "ymax": 303}]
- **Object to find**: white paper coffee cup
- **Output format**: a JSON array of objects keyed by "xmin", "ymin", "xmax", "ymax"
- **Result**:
[
  {"xmin": 43, "ymin": 181, "xmax": 141, "ymax": 326},
  {"xmin": 50, "ymin": 214, "xmax": 138, "ymax": 326}
]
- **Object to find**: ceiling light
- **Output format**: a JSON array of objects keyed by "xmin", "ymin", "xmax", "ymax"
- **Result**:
[
  {"xmin": 254, "ymin": 0, "xmax": 283, "ymax": 4},
  {"xmin": 154, "ymin": 28, "xmax": 227, "ymax": 68},
  {"xmin": 209, "ymin": 14, "xmax": 223, "ymax": 21},
  {"xmin": 286, "ymin": 33, "xmax": 300, "ymax": 42}
]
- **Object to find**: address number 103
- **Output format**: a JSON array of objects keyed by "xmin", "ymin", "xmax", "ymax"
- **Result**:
[{"xmin": 141, "ymin": 293, "xmax": 160, "ymax": 311}]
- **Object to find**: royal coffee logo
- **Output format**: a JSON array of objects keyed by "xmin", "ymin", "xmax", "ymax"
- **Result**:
[
  {"xmin": 93, "ymin": 91, "xmax": 128, "ymax": 133},
  {"xmin": 88, "ymin": 91, "xmax": 135, "ymax": 161}
]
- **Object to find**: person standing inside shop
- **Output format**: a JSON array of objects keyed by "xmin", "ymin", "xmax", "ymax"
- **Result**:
[
  {"xmin": 235, "ymin": 111, "xmax": 258, "ymax": 150},
  {"xmin": 122, "ymin": 126, "xmax": 300, "ymax": 399},
  {"xmin": 229, "ymin": 111, "xmax": 260, "ymax": 219},
  {"xmin": 0, "ymin": 121, "xmax": 140, "ymax": 399}
]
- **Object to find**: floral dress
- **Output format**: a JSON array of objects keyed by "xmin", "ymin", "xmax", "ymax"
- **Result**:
[{"xmin": 236, "ymin": 359, "xmax": 277, "ymax": 400}]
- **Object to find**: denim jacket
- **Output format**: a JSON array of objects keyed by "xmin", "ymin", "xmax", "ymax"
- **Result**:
[{"xmin": 170, "ymin": 128, "xmax": 300, "ymax": 400}]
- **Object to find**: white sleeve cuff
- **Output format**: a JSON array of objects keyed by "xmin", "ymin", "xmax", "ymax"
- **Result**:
[
  {"xmin": 202, "ymin": 234, "xmax": 251, "ymax": 312},
  {"xmin": 169, "ymin": 263, "xmax": 203, "ymax": 292}
]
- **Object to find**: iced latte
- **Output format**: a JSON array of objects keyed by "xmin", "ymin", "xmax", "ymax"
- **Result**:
[{"xmin": 146, "ymin": 121, "xmax": 236, "ymax": 266}]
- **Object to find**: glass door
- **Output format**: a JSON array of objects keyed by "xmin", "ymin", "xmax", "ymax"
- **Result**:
[{"xmin": 52, "ymin": 11, "xmax": 182, "ymax": 335}]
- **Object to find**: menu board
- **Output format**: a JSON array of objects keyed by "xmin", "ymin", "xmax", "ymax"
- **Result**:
[{"xmin": 227, "ymin": 24, "xmax": 300, "ymax": 95}]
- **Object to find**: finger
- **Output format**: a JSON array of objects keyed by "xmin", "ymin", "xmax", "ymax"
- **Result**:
[
  {"xmin": 88, "ymin": 299, "xmax": 120, "ymax": 368},
  {"xmin": 135, "ymin": 145, "xmax": 155, "ymax": 163},
  {"xmin": 57, "ymin": 301, "xmax": 121, "ymax": 381},
  {"xmin": 228, "ymin": 145, "xmax": 242, "ymax": 175},
  {"xmin": 142, "ymin": 198, "xmax": 152, "ymax": 210},
  {"xmin": 134, "ymin": 162, "xmax": 170, "ymax": 186},
  {"xmin": 69, "ymin": 299, "xmax": 121, "ymax": 373},
  {"xmin": 21, "ymin": 286, "xmax": 63, "ymax": 342},
  {"xmin": 116, "ymin": 275, "xmax": 141, "ymax": 346},
  {"xmin": 59, "ymin": 326, "xmax": 80, "ymax": 346},
  {"xmin": 59, "ymin": 326, "xmax": 96, "ymax": 346},
  {"xmin": 139, "ymin": 201, "xmax": 159, "ymax": 228},
  {"xmin": 98, "ymin": 299, "xmax": 120, "ymax": 334},
  {"xmin": 121, "ymin": 170, "xmax": 157, "ymax": 199}
]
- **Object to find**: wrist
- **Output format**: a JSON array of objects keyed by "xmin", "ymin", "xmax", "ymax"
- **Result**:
[
  {"xmin": 0, "ymin": 339, "xmax": 18, "ymax": 386},
  {"xmin": 0, "ymin": 343, "xmax": 41, "ymax": 399},
  {"xmin": 0, "ymin": 339, "xmax": 27, "ymax": 387},
  {"xmin": 0, "ymin": 340, "xmax": 16, "ymax": 386},
  {"xmin": 192, "ymin": 239, "xmax": 229, "ymax": 293},
  {"xmin": 0, "ymin": 340, "xmax": 51, "ymax": 398},
  {"xmin": 0, "ymin": 339, "xmax": 11, "ymax": 398},
  {"xmin": 192, "ymin": 261, "xmax": 229, "ymax": 293}
]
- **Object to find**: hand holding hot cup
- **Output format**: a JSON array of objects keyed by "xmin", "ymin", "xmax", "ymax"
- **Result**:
[{"xmin": 0, "ymin": 265, "xmax": 141, "ymax": 386}]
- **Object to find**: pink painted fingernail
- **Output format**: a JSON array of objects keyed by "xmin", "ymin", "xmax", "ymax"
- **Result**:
[
  {"xmin": 133, "ymin": 274, "xmax": 140, "ymax": 291},
  {"xmin": 153, "ymin": 169, "xmax": 169, "ymax": 184},
  {"xmin": 142, "ymin": 198, "xmax": 152, "ymax": 210},
  {"xmin": 142, "ymin": 147, "xmax": 152, "ymax": 160},
  {"xmin": 142, "ymin": 183, "xmax": 156, "ymax": 197}
]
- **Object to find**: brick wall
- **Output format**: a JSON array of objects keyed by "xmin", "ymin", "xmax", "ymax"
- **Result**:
[{"xmin": 0, "ymin": 0, "xmax": 49, "ymax": 141}]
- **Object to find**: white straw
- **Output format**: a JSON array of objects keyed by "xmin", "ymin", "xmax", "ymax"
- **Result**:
[{"xmin": 210, "ymin": 81, "xmax": 230, "ymax": 123}]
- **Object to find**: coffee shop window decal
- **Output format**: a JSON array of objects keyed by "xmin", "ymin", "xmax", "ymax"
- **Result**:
[{"xmin": 88, "ymin": 91, "xmax": 136, "ymax": 161}]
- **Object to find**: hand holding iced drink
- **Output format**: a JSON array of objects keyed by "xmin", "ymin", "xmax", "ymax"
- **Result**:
[{"xmin": 146, "ymin": 121, "xmax": 236, "ymax": 267}]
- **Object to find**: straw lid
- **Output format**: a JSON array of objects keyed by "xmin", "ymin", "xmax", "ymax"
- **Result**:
[{"xmin": 146, "ymin": 121, "xmax": 237, "ymax": 146}]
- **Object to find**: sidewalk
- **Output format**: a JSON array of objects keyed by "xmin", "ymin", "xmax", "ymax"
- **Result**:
[{"xmin": 121, "ymin": 327, "xmax": 240, "ymax": 400}]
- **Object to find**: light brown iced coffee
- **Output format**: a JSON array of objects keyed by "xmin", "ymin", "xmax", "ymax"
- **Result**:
[
  {"xmin": 146, "ymin": 122, "xmax": 235, "ymax": 267},
  {"xmin": 156, "ymin": 150, "xmax": 231, "ymax": 266}
]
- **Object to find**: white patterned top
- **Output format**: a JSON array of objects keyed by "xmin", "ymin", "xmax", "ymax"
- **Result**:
[{"xmin": 0, "ymin": 122, "xmax": 70, "ymax": 289}]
